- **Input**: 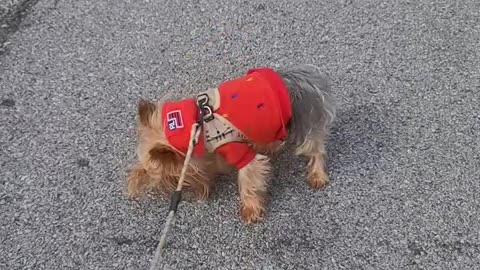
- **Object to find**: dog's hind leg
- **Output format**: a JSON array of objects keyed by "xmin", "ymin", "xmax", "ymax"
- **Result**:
[
  {"xmin": 277, "ymin": 64, "xmax": 336, "ymax": 189},
  {"xmin": 294, "ymin": 137, "xmax": 329, "ymax": 189}
]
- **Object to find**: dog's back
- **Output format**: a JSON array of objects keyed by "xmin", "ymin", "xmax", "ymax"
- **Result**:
[{"xmin": 278, "ymin": 64, "xmax": 337, "ymax": 147}]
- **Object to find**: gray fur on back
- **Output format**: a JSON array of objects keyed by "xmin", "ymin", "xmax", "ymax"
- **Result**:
[{"xmin": 277, "ymin": 64, "xmax": 337, "ymax": 146}]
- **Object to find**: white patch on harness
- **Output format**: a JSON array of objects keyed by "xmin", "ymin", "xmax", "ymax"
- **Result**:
[{"xmin": 166, "ymin": 110, "xmax": 184, "ymax": 130}]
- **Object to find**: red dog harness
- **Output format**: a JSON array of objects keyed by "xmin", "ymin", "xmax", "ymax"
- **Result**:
[{"xmin": 161, "ymin": 68, "xmax": 292, "ymax": 169}]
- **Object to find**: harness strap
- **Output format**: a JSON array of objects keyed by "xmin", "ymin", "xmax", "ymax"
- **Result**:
[
  {"xmin": 204, "ymin": 113, "xmax": 248, "ymax": 150},
  {"xmin": 196, "ymin": 88, "xmax": 250, "ymax": 153}
]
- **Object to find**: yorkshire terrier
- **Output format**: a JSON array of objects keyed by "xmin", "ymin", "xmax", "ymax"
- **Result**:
[{"xmin": 126, "ymin": 64, "xmax": 336, "ymax": 223}]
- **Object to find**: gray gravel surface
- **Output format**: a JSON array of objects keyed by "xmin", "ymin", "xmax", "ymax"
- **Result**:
[
  {"xmin": 1, "ymin": 0, "xmax": 480, "ymax": 269},
  {"xmin": 0, "ymin": 0, "xmax": 39, "ymax": 49},
  {"xmin": 0, "ymin": 0, "xmax": 26, "ymax": 18}
]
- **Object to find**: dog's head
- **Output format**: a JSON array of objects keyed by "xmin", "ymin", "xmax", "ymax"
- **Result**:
[
  {"xmin": 127, "ymin": 99, "xmax": 214, "ymax": 198},
  {"xmin": 136, "ymin": 99, "xmax": 184, "ymax": 174}
]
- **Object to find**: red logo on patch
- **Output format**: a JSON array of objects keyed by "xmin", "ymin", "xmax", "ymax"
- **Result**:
[{"xmin": 166, "ymin": 110, "xmax": 184, "ymax": 130}]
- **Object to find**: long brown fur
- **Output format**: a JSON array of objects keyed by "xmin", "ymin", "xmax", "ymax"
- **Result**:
[
  {"xmin": 127, "ymin": 99, "xmax": 231, "ymax": 200},
  {"xmin": 127, "ymin": 64, "xmax": 336, "ymax": 223},
  {"xmin": 127, "ymin": 99, "xmax": 327, "ymax": 223}
]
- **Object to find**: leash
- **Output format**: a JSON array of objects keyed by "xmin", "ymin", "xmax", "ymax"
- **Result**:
[{"xmin": 149, "ymin": 122, "xmax": 202, "ymax": 270}]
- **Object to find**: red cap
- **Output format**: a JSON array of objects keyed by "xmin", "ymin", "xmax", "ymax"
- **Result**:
[{"xmin": 162, "ymin": 98, "xmax": 205, "ymax": 157}]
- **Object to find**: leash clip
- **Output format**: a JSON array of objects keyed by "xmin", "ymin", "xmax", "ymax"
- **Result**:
[{"xmin": 196, "ymin": 93, "xmax": 214, "ymax": 123}]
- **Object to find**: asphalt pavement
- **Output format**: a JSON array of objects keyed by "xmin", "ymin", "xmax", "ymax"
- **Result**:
[{"xmin": 1, "ymin": 0, "xmax": 480, "ymax": 269}]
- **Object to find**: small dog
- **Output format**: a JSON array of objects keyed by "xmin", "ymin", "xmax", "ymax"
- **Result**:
[{"xmin": 127, "ymin": 64, "xmax": 336, "ymax": 223}]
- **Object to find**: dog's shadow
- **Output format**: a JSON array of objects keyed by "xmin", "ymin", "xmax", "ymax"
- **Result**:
[
  {"xmin": 327, "ymin": 103, "xmax": 397, "ymax": 173},
  {"xmin": 268, "ymin": 103, "xmax": 397, "ymax": 198},
  {"xmin": 183, "ymin": 103, "xmax": 398, "ymax": 212}
]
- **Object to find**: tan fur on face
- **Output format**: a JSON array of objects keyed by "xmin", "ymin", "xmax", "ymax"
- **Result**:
[{"xmin": 127, "ymin": 99, "xmax": 228, "ymax": 200}]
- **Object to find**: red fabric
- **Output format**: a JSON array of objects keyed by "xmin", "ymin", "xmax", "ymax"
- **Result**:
[
  {"xmin": 161, "ymin": 98, "xmax": 205, "ymax": 157},
  {"xmin": 215, "ymin": 143, "xmax": 257, "ymax": 169},
  {"xmin": 162, "ymin": 68, "xmax": 291, "ymax": 169},
  {"xmin": 246, "ymin": 68, "xmax": 292, "ymax": 139}
]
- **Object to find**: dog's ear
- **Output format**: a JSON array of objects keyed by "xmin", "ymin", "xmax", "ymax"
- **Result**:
[
  {"xmin": 138, "ymin": 99, "xmax": 157, "ymax": 127},
  {"xmin": 126, "ymin": 162, "xmax": 152, "ymax": 197},
  {"xmin": 149, "ymin": 144, "xmax": 182, "ymax": 166}
]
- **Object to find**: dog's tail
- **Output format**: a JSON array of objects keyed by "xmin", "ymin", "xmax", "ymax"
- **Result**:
[{"xmin": 277, "ymin": 64, "xmax": 336, "ymax": 146}]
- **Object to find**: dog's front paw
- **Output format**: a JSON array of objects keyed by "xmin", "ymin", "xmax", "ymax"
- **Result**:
[
  {"xmin": 240, "ymin": 203, "xmax": 265, "ymax": 224},
  {"xmin": 307, "ymin": 171, "xmax": 330, "ymax": 189}
]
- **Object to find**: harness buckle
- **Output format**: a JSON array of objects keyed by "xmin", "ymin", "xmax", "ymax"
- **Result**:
[{"xmin": 196, "ymin": 93, "xmax": 214, "ymax": 123}]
